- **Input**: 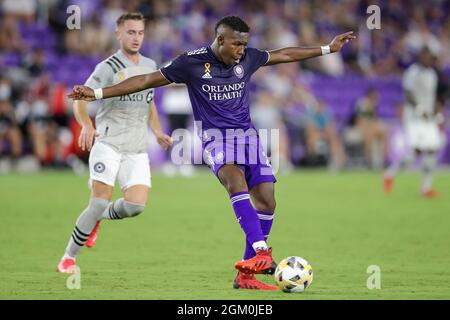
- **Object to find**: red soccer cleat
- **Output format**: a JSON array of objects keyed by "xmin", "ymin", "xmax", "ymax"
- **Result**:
[
  {"xmin": 56, "ymin": 257, "xmax": 77, "ymax": 274},
  {"xmin": 421, "ymin": 189, "xmax": 440, "ymax": 199},
  {"xmin": 383, "ymin": 175, "xmax": 393, "ymax": 194},
  {"xmin": 86, "ymin": 221, "xmax": 100, "ymax": 248},
  {"xmin": 234, "ymin": 248, "xmax": 275, "ymax": 274},
  {"xmin": 233, "ymin": 272, "xmax": 278, "ymax": 290}
]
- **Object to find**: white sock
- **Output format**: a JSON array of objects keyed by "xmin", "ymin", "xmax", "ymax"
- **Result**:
[
  {"xmin": 421, "ymin": 153, "xmax": 437, "ymax": 192},
  {"xmin": 252, "ymin": 241, "xmax": 268, "ymax": 251},
  {"xmin": 65, "ymin": 198, "xmax": 108, "ymax": 258}
]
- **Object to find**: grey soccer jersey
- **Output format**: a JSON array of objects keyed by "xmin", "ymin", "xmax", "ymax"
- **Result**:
[
  {"xmin": 402, "ymin": 63, "xmax": 438, "ymax": 120},
  {"xmin": 85, "ymin": 50, "xmax": 157, "ymax": 154}
]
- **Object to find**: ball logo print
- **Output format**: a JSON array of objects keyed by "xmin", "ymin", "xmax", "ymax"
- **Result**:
[{"xmin": 93, "ymin": 162, "xmax": 105, "ymax": 173}]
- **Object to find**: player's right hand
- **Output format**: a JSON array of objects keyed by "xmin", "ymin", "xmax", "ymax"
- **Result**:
[
  {"xmin": 79, "ymin": 125, "xmax": 99, "ymax": 152},
  {"xmin": 68, "ymin": 85, "xmax": 96, "ymax": 101},
  {"xmin": 329, "ymin": 31, "xmax": 356, "ymax": 53}
]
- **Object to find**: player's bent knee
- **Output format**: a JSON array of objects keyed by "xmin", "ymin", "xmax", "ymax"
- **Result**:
[
  {"xmin": 259, "ymin": 199, "xmax": 276, "ymax": 213},
  {"xmin": 123, "ymin": 200, "xmax": 146, "ymax": 218}
]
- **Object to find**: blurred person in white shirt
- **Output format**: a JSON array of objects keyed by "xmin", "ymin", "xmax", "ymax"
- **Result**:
[{"xmin": 384, "ymin": 47, "xmax": 444, "ymax": 198}]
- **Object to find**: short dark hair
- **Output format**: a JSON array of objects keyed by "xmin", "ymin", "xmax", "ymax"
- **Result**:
[
  {"xmin": 116, "ymin": 12, "xmax": 145, "ymax": 27},
  {"xmin": 215, "ymin": 16, "xmax": 250, "ymax": 35}
]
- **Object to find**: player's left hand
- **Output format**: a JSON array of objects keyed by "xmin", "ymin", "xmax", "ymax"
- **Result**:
[
  {"xmin": 155, "ymin": 132, "xmax": 173, "ymax": 151},
  {"xmin": 329, "ymin": 31, "xmax": 356, "ymax": 53}
]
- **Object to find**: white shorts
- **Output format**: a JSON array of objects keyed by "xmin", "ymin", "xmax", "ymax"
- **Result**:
[
  {"xmin": 405, "ymin": 120, "xmax": 442, "ymax": 152},
  {"xmin": 89, "ymin": 142, "xmax": 151, "ymax": 190}
]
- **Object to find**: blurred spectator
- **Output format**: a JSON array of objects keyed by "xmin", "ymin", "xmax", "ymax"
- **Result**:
[
  {"xmin": 305, "ymin": 99, "xmax": 347, "ymax": 169},
  {"xmin": 2, "ymin": 0, "xmax": 37, "ymax": 23},
  {"xmin": 13, "ymin": 76, "xmax": 69, "ymax": 168},
  {"xmin": 161, "ymin": 86, "xmax": 192, "ymax": 132},
  {"xmin": 15, "ymin": 89, "xmax": 48, "ymax": 163},
  {"xmin": 102, "ymin": 0, "xmax": 125, "ymax": 32},
  {"xmin": 251, "ymin": 90, "xmax": 293, "ymax": 174},
  {"xmin": 81, "ymin": 16, "xmax": 114, "ymax": 56},
  {"xmin": 160, "ymin": 84, "xmax": 195, "ymax": 176},
  {"xmin": 0, "ymin": 99, "xmax": 23, "ymax": 159},
  {"xmin": 65, "ymin": 16, "xmax": 113, "ymax": 56},
  {"xmin": 0, "ymin": 76, "xmax": 13, "ymax": 101},
  {"xmin": 404, "ymin": 11, "xmax": 442, "ymax": 57},
  {"xmin": 350, "ymin": 88, "xmax": 389, "ymax": 169},
  {"xmin": 24, "ymin": 49, "xmax": 45, "ymax": 77},
  {"xmin": 0, "ymin": 14, "xmax": 26, "ymax": 52}
]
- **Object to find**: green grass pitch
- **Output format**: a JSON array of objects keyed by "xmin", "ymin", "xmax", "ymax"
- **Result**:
[{"xmin": 0, "ymin": 169, "xmax": 449, "ymax": 299}]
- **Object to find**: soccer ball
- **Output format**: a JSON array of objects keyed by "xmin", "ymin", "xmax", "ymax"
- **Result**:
[{"xmin": 274, "ymin": 256, "xmax": 313, "ymax": 293}]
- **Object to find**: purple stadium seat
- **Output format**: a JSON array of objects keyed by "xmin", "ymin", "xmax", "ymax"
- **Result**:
[{"xmin": 2, "ymin": 52, "xmax": 22, "ymax": 66}]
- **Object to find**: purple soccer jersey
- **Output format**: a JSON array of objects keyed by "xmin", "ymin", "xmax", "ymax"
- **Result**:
[
  {"xmin": 160, "ymin": 46, "xmax": 269, "ymax": 131},
  {"xmin": 160, "ymin": 46, "xmax": 276, "ymax": 187},
  {"xmin": 161, "ymin": 46, "xmax": 276, "ymax": 261}
]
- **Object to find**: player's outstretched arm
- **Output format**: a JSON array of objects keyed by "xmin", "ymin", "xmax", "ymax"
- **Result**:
[
  {"xmin": 68, "ymin": 71, "xmax": 170, "ymax": 101},
  {"xmin": 266, "ymin": 31, "xmax": 356, "ymax": 66},
  {"xmin": 73, "ymin": 100, "xmax": 98, "ymax": 151}
]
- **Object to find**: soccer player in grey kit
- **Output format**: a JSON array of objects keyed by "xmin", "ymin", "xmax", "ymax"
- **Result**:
[
  {"xmin": 69, "ymin": 16, "xmax": 355, "ymax": 290},
  {"xmin": 57, "ymin": 13, "xmax": 172, "ymax": 273}
]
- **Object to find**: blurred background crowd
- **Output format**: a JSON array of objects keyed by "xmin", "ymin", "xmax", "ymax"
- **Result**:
[{"xmin": 1, "ymin": 0, "xmax": 449, "ymax": 174}]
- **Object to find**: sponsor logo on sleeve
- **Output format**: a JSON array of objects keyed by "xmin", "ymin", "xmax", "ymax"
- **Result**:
[{"xmin": 202, "ymin": 63, "xmax": 212, "ymax": 79}]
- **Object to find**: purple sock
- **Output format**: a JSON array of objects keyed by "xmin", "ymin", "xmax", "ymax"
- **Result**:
[
  {"xmin": 230, "ymin": 192, "xmax": 265, "ymax": 255},
  {"xmin": 243, "ymin": 211, "xmax": 274, "ymax": 259},
  {"xmin": 258, "ymin": 211, "xmax": 274, "ymax": 240}
]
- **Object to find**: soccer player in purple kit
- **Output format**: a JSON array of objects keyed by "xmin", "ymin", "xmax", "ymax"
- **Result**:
[{"xmin": 69, "ymin": 16, "xmax": 355, "ymax": 290}]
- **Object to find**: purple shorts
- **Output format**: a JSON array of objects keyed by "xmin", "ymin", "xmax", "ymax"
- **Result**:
[{"xmin": 202, "ymin": 130, "xmax": 276, "ymax": 190}]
